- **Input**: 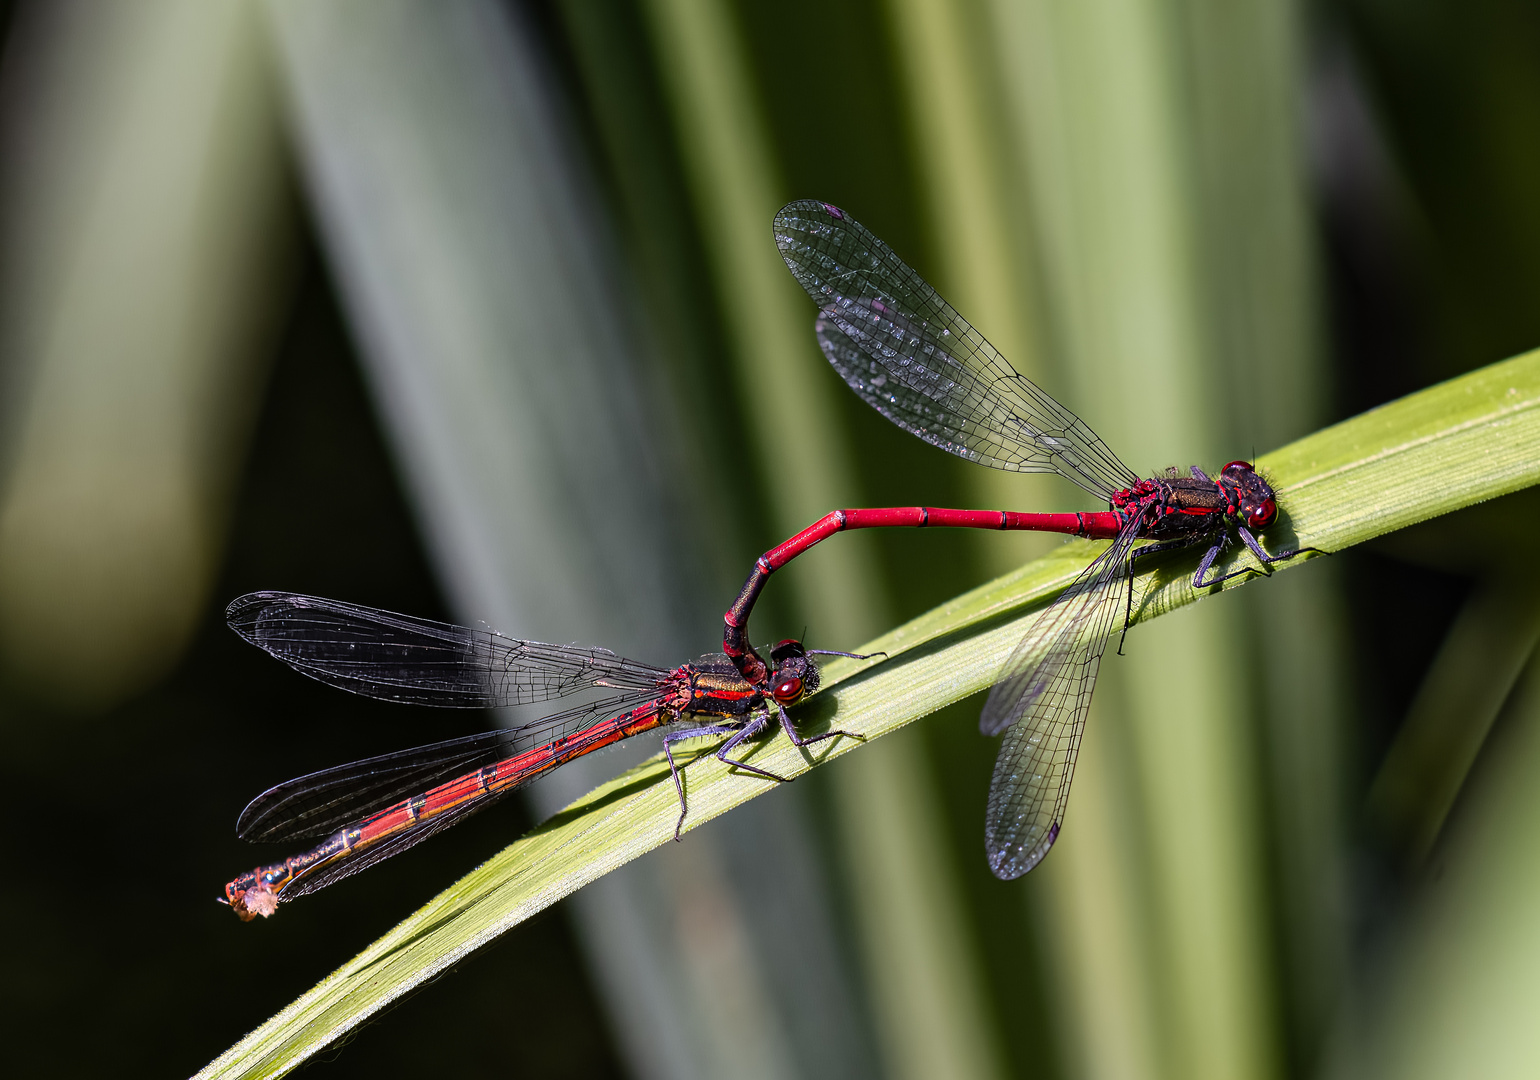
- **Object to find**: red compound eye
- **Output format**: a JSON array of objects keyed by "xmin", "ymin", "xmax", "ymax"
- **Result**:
[
  {"xmin": 1247, "ymin": 498, "xmax": 1277, "ymax": 530},
  {"xmin": 770, "ymin": 639, "xmax": 805, "ymax": 662},
  {"xmin": 772, "ymin": 676, "xmax": 804, "ymax": 704},
  {"xmin": 1222, "ymin": 460, "xmax": 1253, "ymax": 475}
]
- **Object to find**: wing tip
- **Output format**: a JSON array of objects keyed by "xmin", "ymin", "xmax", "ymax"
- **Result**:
[
  {"xmin": 774, "ymin": 200, "xmax": 851, "ymax": 250},
  {"xmin": 776, "ymin": 198, "xmax": 846, "ymax": 223},
  {"xmin": 226, "ymin": 589, "xmax": 310, "ymax": 620},
  {"xmin": 986, "ymin": 822, "xmax": 1059, "ymax": 880},
  {"xmin": 225, "ymin": 590, "xmax": 313, "ymax": 643}
]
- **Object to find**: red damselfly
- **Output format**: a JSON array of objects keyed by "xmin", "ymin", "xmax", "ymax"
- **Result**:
[
  {"xmin": 722, "ymin": 201, "xmax": 1321, "ymax": 880},
  {"xmin": 219, "ymin": 592, "xmax": 864, "ymax": 920}
]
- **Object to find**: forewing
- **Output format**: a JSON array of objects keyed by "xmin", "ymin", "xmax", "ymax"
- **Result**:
[
  {"xmin": 979, "ymin": 528, "xmax": 1136, "ymax": 879},
  {"xmin": 237, "ymin": 692, "xmax": 655, "ymax": 844},
  {"xmin": 777, "ymin": 200, "xmax": 1139, "ymax": 499},
  {"xmin": 227, "ymin": 592, "xmax": 668, "ymax": 707}
]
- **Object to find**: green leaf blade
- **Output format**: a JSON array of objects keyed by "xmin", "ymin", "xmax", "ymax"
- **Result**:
[{"xmin": 1267, "ymin": 348, "xmax": 1540, "ymax": 547}]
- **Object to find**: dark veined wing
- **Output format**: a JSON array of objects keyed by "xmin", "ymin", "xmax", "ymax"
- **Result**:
[
  {"xmin": 979, "ymin": 524, "xmax": 1139, "ymax": 878},
  {"xmin": 227, "ymin": 592, "xmax": 669, "ymax": 707},
  {"xmin": 261, "ymin": 696, "xmax": 670, "ymax": 902},
  {"xmin": 284, "ymin": 793, "xmax": 490, "ymax": 901},
  {"xmin": 237, "ymin": 692, "xmax": 659, "ymax": 844},
  {"xmin": 775, "ymin": 200, "xmax": 1140, "ymax": 501}
]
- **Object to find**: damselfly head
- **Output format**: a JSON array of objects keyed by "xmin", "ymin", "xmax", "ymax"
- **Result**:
[
  {"xmin": 1218, "ymin": 461, "xmax": 1278, "ymax": 530},
  {"xmin": 768, "ymin": 639, "xmax": 820, "ymax": 704}
]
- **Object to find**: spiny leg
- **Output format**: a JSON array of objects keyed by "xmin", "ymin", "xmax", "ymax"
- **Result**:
[
  {"xmin": 1119, "ymin": 548, "xmax": 1141, "ymax": 656},
  {"xmin": 1120, "ymin": 535, "xmax": 1210, "ymax": 654},
  {"xmin": 713, "ymin": 713, "xmax": 790, "ymax": 780},
  {"xmin": 1236, "ymin": 526, "xmax": 1325, "ymax": 569},
  {"xmin": 772, "ymin": 700, "xmax": 864, "ymax": 751},
  {"xmin": 1193, "ymin": 559, "xmax": 1266, "ymax": 589},
  {"xmin": 664, "ymin": 720, "xmax": 757, "ymax": 841},
  {"xmin": 1192, "ymin": 538, "xmax": 1254, "ymax": 588},
  {"xmin": 1194, "ymin": 528, "xmax": 1325, "ymax": 588}
]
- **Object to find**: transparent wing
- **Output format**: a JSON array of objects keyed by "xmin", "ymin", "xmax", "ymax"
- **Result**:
[
  {"xmin": 776, "ymin": 200, "xmax": 1140, "ymax": 500},
  {"xmin": 979, "ymin": 525, "xmax": 1139, "ymax": 878},
  {"xmin": 236, "ymin": 693, "xmax": 658, "ymax": 844},
  {"xmin": 227, "ymin": 592, "xmax": 669, "ymax": 707},
  {"xmin": 267, "ymin": 697, "xmax": 673, "ymax": 902}
]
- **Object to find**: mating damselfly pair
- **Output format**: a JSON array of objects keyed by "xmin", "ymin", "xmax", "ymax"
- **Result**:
[{"xmin": 221, "ymin": 202, "xmax": 1314, "ymax": 918}]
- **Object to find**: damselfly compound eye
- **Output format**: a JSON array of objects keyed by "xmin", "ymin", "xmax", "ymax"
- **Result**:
[
  {"xmin": 770, "ymin": 639, "xmax": 806, "ymax": 662},
  {"xmin": 773, "ymin": 676, "xmax": 804, "ymax": 704},
  {"xmin": 1247, "ymin": 498, "xmax": 1277, "ymax": 529}
]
